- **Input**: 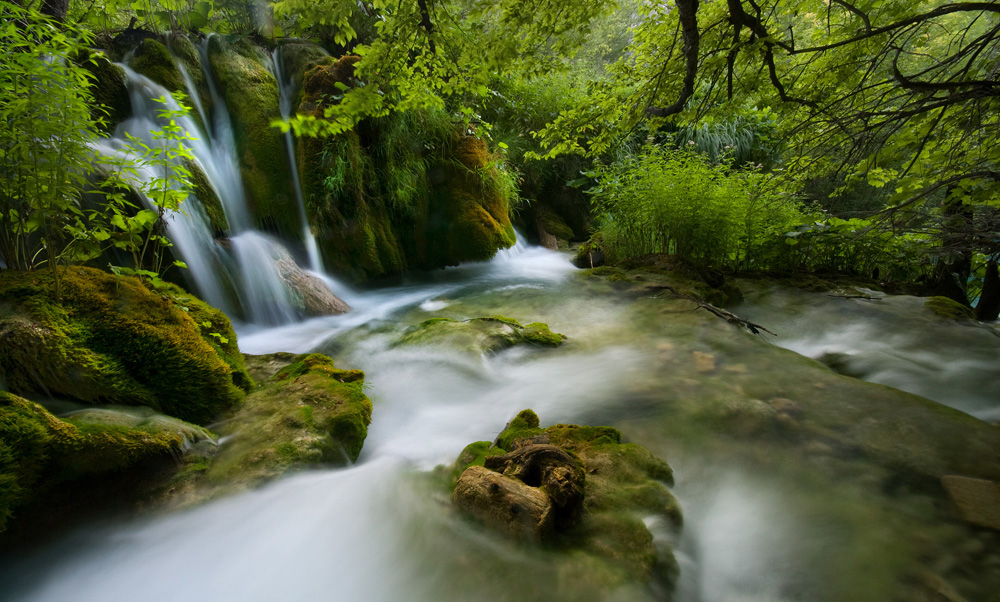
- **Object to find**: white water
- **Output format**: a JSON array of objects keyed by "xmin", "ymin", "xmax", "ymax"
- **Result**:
[
  {"xmin": 91, "ymin": 46, "xmax": 346, "ymax": 326},
  {"xmin": 736, "ymin": 283, "xmax": 1000, "ymax": 421},
  {"xmin": 272, "ymin": 45, "xmax": 325, "ymax": 273}
]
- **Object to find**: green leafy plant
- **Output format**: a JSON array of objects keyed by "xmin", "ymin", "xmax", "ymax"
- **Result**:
[{"xmin": 0, "ymin": 2, "xmax": 102, "ymax": 299}]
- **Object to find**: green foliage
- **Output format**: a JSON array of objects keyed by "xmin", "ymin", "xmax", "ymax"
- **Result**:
[
  {"xmin": 590, "ymin": 145, "xmax": 806, "ymax": 271},
  {"xmin": 98, "ymin": 95, "xmax": 196, "ymax": 281},
  {"xmin": 0, "ymin": 3, "xmax": 101, "ymax": 297}
]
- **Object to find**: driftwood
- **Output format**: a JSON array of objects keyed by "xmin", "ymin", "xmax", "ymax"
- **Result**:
[
  {"xmin": 646, "ymin": 284, "xmax": 777, "ymax": 337},
  {"xmin": 452, "ymin": 466, "xmax": 553, "ymax": 541},
  {"xmin": 485, "ymin": 444, "xmax": 586, "ymax": 518}
]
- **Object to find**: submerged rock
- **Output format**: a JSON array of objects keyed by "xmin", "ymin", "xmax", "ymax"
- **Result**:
[
  {"xmin": 0, "ymin": 267, "xmax": 251, "ymax": 425},
  {"xmin": 450, "ymin": 410, "xmax": 681, "ymax": 589},
  {"xmin": 396, "ymin": 316, "xmax": 565, "ymax": 353}
]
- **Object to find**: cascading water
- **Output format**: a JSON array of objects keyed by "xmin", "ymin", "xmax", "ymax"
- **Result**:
[
  {"xmin": 92, "ymin": 42, "xmax": 345, "ymax": 327},
  {"xmin": 271, "ymin": 45, "xmax": 325, "ymax": 273}
]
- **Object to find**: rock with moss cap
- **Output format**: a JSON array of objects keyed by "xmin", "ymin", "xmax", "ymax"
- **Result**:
[
  {"xmin": 78, "ymin": 50, "xmax": 130, "ymax": 133},
  {"xmin": 421, "ymin": 134, "xmax": 517, "ymax": 267},
  {"xmin": 0, "ymin": 392, "xmax": 205, "ymax": 535},
  {"xmin": 129, "ymin": 38, "xmax": 186, "ymax": 94},
  {"xmin": 450, "ymin": 410, "xmax": 681, "ymax": 590},
  {"xmin": 396, "ymin": 316, "xmax": 565, "ymax": 353},
  {"xmin": 205, "ymin": 35, "xmax": 293, "ymax": 236},
  {"xmin": 194, "ymin": 353, "xmax": 372, "ymax": 494},
  {"xmin": 925, "ymin": 296, "xmax": 975, "ymax": 321},
  {"xmin": 0, "ymin": 267, "xmax": 251, "ymax": 425}
]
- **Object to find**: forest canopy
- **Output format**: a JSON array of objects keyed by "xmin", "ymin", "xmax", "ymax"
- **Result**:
[{"xmin": 2, "ymin": 0, "xmax": 999, "ymax": 315}]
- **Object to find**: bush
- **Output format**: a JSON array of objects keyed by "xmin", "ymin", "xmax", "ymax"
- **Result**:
[{"xmin": 590, "ymin": 145, "xmax": 806, "ymax": 271}]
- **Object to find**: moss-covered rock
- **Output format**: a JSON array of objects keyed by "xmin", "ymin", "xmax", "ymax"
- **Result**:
[
  {"xmin": 396, "ymin": 316, "xmax": 565, "ymax": 353},
  {"xmin": 422, "ymin": 134, "xmax": 516, "ymax": 267},
  {"xmin": 450, "ymin": 410, "xmax": 681, "ymax": 590},
  {"xmin": 79, "ymin": 50, "xmax": 130, "ymax": 134},
  {"xmin": 166, "ymin": 34, "xmax": 213, "ymax": 134},
  {"xmin": 925, "ymin": 296, "xmax": 975, "ymax": 321},
  {"xmin": 0, "ymin": 267, "xmax": 250, "ymax": 424},
  {"xmin": 201, "ymin": 353, "xmax": 372, "ymax": 490},
  {"xmin": 205, "ymin": 35, "xmax": 293, "ymax": 236},
  {"xmin": 0, "ymin": 392, "xmax": 189, "ymax": 533},
  {"xmin": 186, "ymin": 158, "xmax": 228, "ymax": 234},
  {"xmin": 129, "ymin": 38, "xmax": 185, "ymax": 94}
]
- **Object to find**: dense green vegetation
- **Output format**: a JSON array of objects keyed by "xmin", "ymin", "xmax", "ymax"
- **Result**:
[{"xmin": 0, "ymin": 0, "xmax": 997, "ymax": 310}]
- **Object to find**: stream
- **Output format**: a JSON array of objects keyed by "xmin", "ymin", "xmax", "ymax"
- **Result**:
[{"xmin": 2, "ymin": 240, "xmax": 999, "ymax": 602}]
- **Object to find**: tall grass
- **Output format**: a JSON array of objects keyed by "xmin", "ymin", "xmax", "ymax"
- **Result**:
[{"xmin": 590, "ymin": 145, "xmax": 806, "ymax": 271}]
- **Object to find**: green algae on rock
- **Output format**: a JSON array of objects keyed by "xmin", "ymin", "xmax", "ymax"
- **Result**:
[
  {"xmin": 78, "ymin": 50, "xmax": 130, "ymax": 133},
  {"xmin": 0, "ymin": 391, "xmax": 192, "ymax": 533},
  {"xmin": 205, "ymin": 35, "xmax": 293, "ymax": 236},
  {"xmin": 450, "ymin": 410, "xmax": 681, "ymax": 590},
  {"xmin": 0, "ymin": 267, "xmax": 250, "ymax": 425},
  {"xmin": 396, "ymin": 316, "xmax": 566, "ymax": 353},
  {"xmin": 924, "ymin": 296, "xmax": 975, "ymax": 321},
  {"xmin": 200, "ymin": 353, "xmax": 372, "ymax": 491},
  {"xmin": 129, "ymin": 38, "xmax": 186, "ymax": 94}
]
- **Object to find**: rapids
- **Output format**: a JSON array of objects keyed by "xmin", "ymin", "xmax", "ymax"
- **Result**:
[{"xmin": 2, "ymin": 242, "xmax": 998, "ymax": 602}]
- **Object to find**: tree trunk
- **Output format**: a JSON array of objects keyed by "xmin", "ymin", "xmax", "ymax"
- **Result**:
[
  {"xmin": 41, "ymin": 0, "xmax": 69, "ymax": 22},
  {"xmin": 975, "ymin": 258, "xmax": 1000, "ymax": 321}
]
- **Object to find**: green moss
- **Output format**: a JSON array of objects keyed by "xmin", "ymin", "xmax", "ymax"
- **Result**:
[
  {"xmin": 396, "ymin": 316, "xmax": 566, "ymax": 353},
  {"xmin": 925, "ymin": 296, "xmax": 975, "ymax": 321},
  {"xmin": 78, "ymin": 51, "xmax": 129, "ymax": 134},
  {"xmin": 130, "ymin": 38, "xmax": 185, "ymax": 93},
  {"xmin": 0, "ymin": 392, "xmax": 184, "ymax": 532},
  {"xmin": 0, "ymin": 267, "xmax": 248, "ymax": 424},
  {"xmin": 537, "ymin": 205, "xmax": 575, "ymax": 241},
  {"xmin": 186, "ymin": 159, "xmax": 228, "ymax": 234},
  {"xmin": 206, "ymin": 36, "xmax": 292, "ymax": 236},
  {"xmin": 522, "ymin": 322, "xmax": 567, "ymax": 346},
  {"xmin": 450, "ymin": 410, "xmax": 681, "ymax": 588},
  {"xmin": 204, "ymin": 352, "xmax": 373, "ymax": 489}
]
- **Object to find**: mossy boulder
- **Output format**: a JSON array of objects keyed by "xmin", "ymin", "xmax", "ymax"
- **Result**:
[
  {"xmin": 0, "ymin": 267, "xmax": 250, "ymax": 424},
  {"xmin": 129, "ymin": 38, "xmax": 185, "ymax": 94},
  {"xmin": 205, "ymin": 35, "xmax": 293, "ymax": 236},
  {"xmin": 186, "ymin": 158, "xmax": 228, "ymax": 234},
  {"xmin": 422, "ymin": 134, "xmax": 516, "ymax": 267},
  {"xmin": 450, "ymin": 410, "xmax": 681, "ymax": 589},
  {"xmin": 396, "ymin": 316, "xmax": 565, "ymax": 353},
  {"xmin": 276, "ymin": 40, "xmax": 330, "ymax": 105},
  {"xmin": 79, "ymin": 51, "xmax": 130, "ymax": 133},
  {"xmin": 201, "ymin": 353, "xmax": 372, "ymax": 490},
  {"xmin": 536, "ymin": 205, "xmax": 574, "ymax": 250},
  {"xmin": 0, "ymin": 392, "xmax": 192, "ymax": 533},
  {"xmin": 925, "ymin": 296, "xmax": 975, "ymax": 321}
]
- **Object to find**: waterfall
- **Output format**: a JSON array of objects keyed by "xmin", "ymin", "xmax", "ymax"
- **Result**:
[
  {"xmin": 90, "ymin": 46, "xmax": 345, "ymax": 327},
  {"xmin": 271, "ymin": 46, "xmax": 325, "ymax": 273}
]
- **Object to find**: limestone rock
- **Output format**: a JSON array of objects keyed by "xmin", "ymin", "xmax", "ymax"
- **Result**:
[{"xmin": 272, "ymin": 248, "xmax": 349, "ymax": 316}]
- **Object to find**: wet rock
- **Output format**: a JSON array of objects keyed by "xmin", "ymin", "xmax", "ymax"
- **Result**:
[
  {"xmin": 396, "ymin": 316, "xmax": 565, "ymax": 353},
  {"xmin": 0, "ymin": 392, "xmax": 192, "ymax": 536},
  {"xmin": 450, "ymin": 410, "xmax": 681, "ymax": 590},
  {"xmin": 272, "ymin": 247, "xmax": 349, "ymax": 316},
  {"xmin": 201, "ymin": 353, "xmax": 372, "ymax": 491},
  {"xmin": 130, "ymin": 39, "xmax": 186, "ymax": 93},
  {"xmin": 205, "ymin": 36, "xmax": 292, "ymax": 236}
]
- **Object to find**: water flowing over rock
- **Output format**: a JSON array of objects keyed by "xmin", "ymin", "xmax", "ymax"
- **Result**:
[{"xmin": 451, "ymin": 410, "xmax": 681, "ymax": 591}]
